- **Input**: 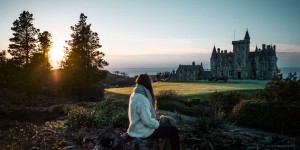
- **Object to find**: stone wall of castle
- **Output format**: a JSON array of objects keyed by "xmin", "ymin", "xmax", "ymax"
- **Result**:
[{"xmin": 210, "ymin": 30, "xmax": 278, "ymax": 80}]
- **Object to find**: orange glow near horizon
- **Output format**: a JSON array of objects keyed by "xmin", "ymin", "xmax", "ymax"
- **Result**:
[{"xmin": 49, "ymin": 42, "xmax": 65, "ymax": 69}]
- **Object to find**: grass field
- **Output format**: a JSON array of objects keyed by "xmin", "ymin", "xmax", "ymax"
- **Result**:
[{"xmin": 105, "ymin": 80, "xmax": 267, "ymax": 100}]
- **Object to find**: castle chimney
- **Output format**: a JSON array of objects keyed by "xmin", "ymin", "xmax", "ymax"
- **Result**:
[
  {"xmin": 192, "ymin": 61, "xmax": 195, "ymax": 66},
  {"xmin": 267, "ymin": 45, "xmax": 271, "ymax": 50},
  {"xmin": 225, "ymin": 50, "xmax": 227, "ymax": 53},
  {"xmin": 221, "ymin": 50, "xmax": 223, "ymax": 53},
  {"xmin": 217, "ymin": 48, "xmax": 220, "ymax": 53},
  {"xmin": 262, "ymin": 44, "xmax": 266, "ymax": 50},
  {"xmin": 273, "ymin": 45, "xmax": 277, "ymax": 56}
]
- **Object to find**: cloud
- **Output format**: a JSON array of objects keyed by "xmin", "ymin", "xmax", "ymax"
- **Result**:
[
  {"xmin": 277, "ymin": 52, "xmax": 300, "ymax": 67},
  {"xmin": 276, "ymin": 44, "xmax": 300, "ymax": 52},
  {"xmin": 104, "ymin": 52, "xmax": 300, "ymax": 69},
  {"xmin": 104, "ymin": 53, "xmax": 211, "ymax": 69},
  {"xmin": 101, "ymin": 38, "xmax": 229, "ymax": 55}
]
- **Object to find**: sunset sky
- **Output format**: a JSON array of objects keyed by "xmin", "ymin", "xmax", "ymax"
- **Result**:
[{"xmin": 0, "ymin": 0, "xmax": 300, "ymax": 68}]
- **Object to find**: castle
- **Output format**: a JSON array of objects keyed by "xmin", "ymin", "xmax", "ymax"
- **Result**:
[
  {"xmin": 211, "ymin": 30, "xmax": 278, "ymax": 80},
  {"xmin": 168, "ymin": 30, "xmax": 278, "ymax": 81}
]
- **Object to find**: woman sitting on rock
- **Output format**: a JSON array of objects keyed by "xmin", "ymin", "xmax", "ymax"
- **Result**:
[{"xmin": 127, "ymin": 74, "xmax": 179, "ymax": 150}]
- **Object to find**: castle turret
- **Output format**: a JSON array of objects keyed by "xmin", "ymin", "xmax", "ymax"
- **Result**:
[
  {"xmin": 210, "ymin": 45, "xmax": 217, "ymax": 76},
  {"xmin": 262, "ymin": 44, "xmax": 266, "ymax": 50},
  {"xmin": 210, "ymin": 45, "xmax": 217, "ymax": 60},
  {"xmin": 273, "ymin": 45, "xmax": 277, "ymax": 57},
  {"xmin": 244, "ymin": 29, "xmax": 250, "ymax": 41},
  {"xmin": 244, "ymin": 30, "xmax": 250, "ymax": 55},
  {"xmin": 255, "ymin": 45, "xmax": 258, "ymax": 52}
]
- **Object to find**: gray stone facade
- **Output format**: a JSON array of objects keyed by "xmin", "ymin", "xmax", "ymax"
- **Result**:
[
  {"xmin": 210, "ymin": 30, "xmax": 278, "ymax": 80},
  {"xmin": 168, "ymin": 62, "xmax": 210, "ymax": 81}
]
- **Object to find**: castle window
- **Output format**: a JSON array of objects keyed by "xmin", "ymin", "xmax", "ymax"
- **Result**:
[
  {"xmin": 220, "ymin": 70, "xmax": 224, "ymax": 77},
  {"xmin": 229, "ymin": 70, "xmax": 233, "ymax": 77},
  {"xmin": 237, "ymin": 58, "xmax": 241, "ymax": 67},
  {"xmin": 262, "ymin": 63, "xmax": 266, "ymax": 68}
]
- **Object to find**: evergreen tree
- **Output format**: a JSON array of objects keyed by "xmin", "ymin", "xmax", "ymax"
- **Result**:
[
  {"xmin": 25, "ymin": 31, "xmax": 53, "ymax": 95},
  {"xmin": 62, "ymin": 13, "xmax": 108, "ymax": 100},
  {"xmin": 0, "ymin": 50, "xmax": 7, "ymax": 87},
  {"xmin": 8, "ymin": 11, "xmax": 39, "ymax": 67},
  {"xmin": 6, "ymin": 11, "xmax": 40, "ymax": 94},
  {"xmin": 36, "ymin": 31, "xmax": 52, "ymax": 71},
  {"xmin": 0, "ymin": 50, "xmax": 6, "ymax": 68}
]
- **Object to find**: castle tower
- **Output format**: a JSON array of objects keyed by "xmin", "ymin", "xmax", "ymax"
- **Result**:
[
  {"xmin": 232, "ymin": 30, "xmax": 251, "ymax": 79},
  {"xmin": 244, "ymin": 29, "xmax": 250, "ymax": 54},
  {"xmin": 210, "ymin": 45, "xmax": 217, "ymax": 76}
]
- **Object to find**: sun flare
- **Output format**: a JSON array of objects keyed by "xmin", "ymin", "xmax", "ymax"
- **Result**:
[{"xmin": 49, "ymin": 42, "xmax": 65, "ymax": 69}]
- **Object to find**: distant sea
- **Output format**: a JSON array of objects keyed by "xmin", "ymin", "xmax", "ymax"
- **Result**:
[
  {"xmin": 106, "ymin": 67, "xmax": 300, "ymax": 78},
  {"xmin": 106, "ymin": 68, "xmax": 176, "ymax": 77}
]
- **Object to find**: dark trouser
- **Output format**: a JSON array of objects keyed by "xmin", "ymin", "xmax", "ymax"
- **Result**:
[{"xmin": 147, "ymin": 125, "xmax": 180, "ymax": 150}]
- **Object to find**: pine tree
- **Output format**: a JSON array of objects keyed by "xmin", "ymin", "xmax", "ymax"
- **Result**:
[
  {"xmin": 8, "ymin": 11, "xmax": 39, "ymax": 67},
  {"xmin": 0, "ymin": 50, "xmax": 7, "ymax": 87},
  {"xmin": 36, "ymin": 31, "xmax": 52, "ymax": 71},
  {"xmin": 62, "ymin": 13, "xmax": 108, "ymax": 100},
  {"xmin": 25, "ymin": 31, "xmax": 53, "ymax": 94}
]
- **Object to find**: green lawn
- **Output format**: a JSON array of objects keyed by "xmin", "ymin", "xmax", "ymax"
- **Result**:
[{"xmin": 105, "ymin": 80, "xmax": 267, "ymax": 100}]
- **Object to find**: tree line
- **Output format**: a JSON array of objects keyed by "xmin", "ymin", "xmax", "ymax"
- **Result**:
[{"xmin": 0, "ymin": 11, "xmax": 108, "ymax": 103}]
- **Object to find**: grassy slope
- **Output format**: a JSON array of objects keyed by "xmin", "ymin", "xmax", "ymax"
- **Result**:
[{"xmin": 105, "ymin": 80, "xmax": 266, "ymax": 101}]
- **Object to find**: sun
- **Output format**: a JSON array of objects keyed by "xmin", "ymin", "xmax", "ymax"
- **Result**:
[{"xmin": 49, "ymin": 42, "xmax": 65, "ymax": 69}]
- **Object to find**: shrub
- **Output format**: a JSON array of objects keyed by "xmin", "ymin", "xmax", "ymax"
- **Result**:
[
  {"xmin": 110, "ymin": 111, "xmax": 128, "ymax": 127},
  {"xmin": 156, "ymin": 90, "xmax": 200, "ymax": 116},
  {"xmin": 156, "ymin": 90, "xmax": 180, "ymax": 101},
  {"xmin": 208, "ymin": 91, "xmax": 226, "ymax": 119},
  {"xmin": 230, "ymin": 99, "xmax": 300, "ymax": 136},
  {"xmin": 0, "ymin": 88, "xmax": 27, "ymax": 106},
  {"xmin": 224, "ymin": 91, "xmax": 244, "ymax": 106},
  {"xmin": 222, "ymin": 91, "xmax": 244, "ymax": 115},
  {"xmin": 228, "ymin": 74, "xmax": 300, "ymax": 136},
  {"xmin": 193, "ymin": 118, "xmax": 209, "ymax": 132},
  {"xmin": 157, "ymin": 99, "xmax": 198, "ymax": 117},
  {"xmin": 76, "ymin": 127, "xmax": 87, "ymax": 144},
  {"xmin": 65, "ymin": 107, "xmax": 94, "ymax": 130},
  {"xmin": 87, "ymin": 84, "xmax": 105, "ymax": 101},
  {"xmin": 255, "ymin": 73, "xmax": 300, "ymax": 103},
  {"xmin": 208, "ymin": 91, "xmax": 244, "ymax": 119},
  {"xmin": 93, "ymin": 99, "xmax": 128, "ymax": 128},
  {"xmin": 65, "ymin": 99, "xmax": 129, "ymax": 130},
  {"xmin": 183, "ymin": 98, "xmax": 201, "ymax": 107},
  {"xmin": 171, "ymin": 112, "xmax": 184, "ymax": 129},
  {"xmin": 45, "ymin": 120, "xmax": 65, "ymax": 131},
  {"xmin": 191, "ymin": 104, "xmax": 213, "ymax": 117},
  {"xmin": 193, "ymin": 117, "xmax": 224, "ymax": 134}
]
